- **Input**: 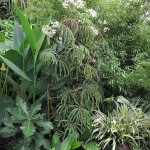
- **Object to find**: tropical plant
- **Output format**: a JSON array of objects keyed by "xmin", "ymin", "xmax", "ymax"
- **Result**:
[
  {"xmin": 92, "ymin": 104, "xmax": 150, "ymax": 150},
  {"xmin": 0, "ymin": 97, "xmax": 53, "ymax": 150},
  {"xmin": 39, "ymin": 13, "xmax": 103, "ymax": 138}
]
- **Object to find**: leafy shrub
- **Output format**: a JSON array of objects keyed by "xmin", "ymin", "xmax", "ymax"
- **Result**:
[
  {"xmin": 92, "ymin": 104, "xmax": 150, "ymax": 150},
  {"xmin": 0, "ymin": 97, "xmax": 53, "ymax": 150}
]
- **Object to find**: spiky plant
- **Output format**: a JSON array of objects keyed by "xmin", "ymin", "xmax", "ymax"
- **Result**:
[{"xmin": 39, "ymin": 18, "xmax": 103, "ymax": 139}]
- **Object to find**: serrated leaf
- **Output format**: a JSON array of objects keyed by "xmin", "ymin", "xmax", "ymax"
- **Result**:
[
  {"xmin": 20, "ymin": 121, "xmax": 36, "ymax": 137},
  {"xmin": 52, "ymin": 132, "xmax": 60, "ymax": 147},
  {"xmin": 0, "ymin": 127, "xmax": 17, "ymax": 138},
  {"xmin": 36, "ymin": 134, "xmax": 51, "ymax": 150},
  {"xmin": 30, "ymin": 101, "xmax": 41, "ymax": 117},
  {"xmin": 16, "ymin": 97, "xmax": 29, "ymax": 117},
  {"xmin": 83, "ymin": 141, "xmax": 99, "ymax": 150},
  {"xmin": 0, "ymin": 95, "xmax": 14, "ymax": 123},
  {"xmin": 37, "ymin": 121, "xmax": 53, "ymax": 131},
  {"xmin": 60, "ymin": 134, "xmax": 74, "ymax": 150},
  {"xmin": 7, "ymin": 107, "xmax": 27, "ymax": 120}
]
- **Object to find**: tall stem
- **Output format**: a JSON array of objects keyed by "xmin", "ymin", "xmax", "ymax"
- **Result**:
[{"xmin": 33, "ymin": 59, "xmax": 36, "ymax": 103}]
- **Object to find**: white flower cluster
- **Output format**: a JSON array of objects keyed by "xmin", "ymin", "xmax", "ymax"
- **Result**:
[
  {"xmin": 103, "ymin": 27, "xmax": 110, "ymax": 33},
  {"xmin": 98, "ymin": 19, "xmax": 107, "ymax": 24},
  {"xmin": 98, "ymin": 19, "xmax": 110, "ymax": 32},
  {"xmin": 90, "ymin": 26, "xmax": 99, "ymax": 36},
  {"xmin": 42, "ymin": 21, "xmax": 59, "ymax": 38},
  {"xmin": 63, "ymin": 0, "xmax": 85, "ymax": 9},
  {"xmin": 86, "ymin": 9, "xmax": 97, "ymax": 17}
]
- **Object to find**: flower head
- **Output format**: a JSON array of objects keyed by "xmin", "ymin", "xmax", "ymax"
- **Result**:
[
  {"xmin": 90, "ymin": 26, "xmax": 99, "ymax": 36},
  {"xmin": 103, "ymin": 27, "xmax": 110, "ymax": 32},
  {"xmin": 87, "ymin": 9, "xmax": 97, "ymax": 17},
  {"xmin": 103, "ymin": 20, "xmax": 107, "ymax": 24},
  {"xmin": 42, "ymin": 20, "xmax": 60, "ymax": 38},
  {"xmin": 62, "ymin": 0, "xmax": 85, "ymax": 9}
]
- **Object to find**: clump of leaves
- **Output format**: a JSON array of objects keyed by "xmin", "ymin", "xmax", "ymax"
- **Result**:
[
  {"xmin": 39, "ymin": 17, "xmax": 103, "ymax": 139},
  {"xmin": 0, "ymin": 97, "xmax": 53, "ymax": 150},
  {"xmin": 92, "ymin": 104, "xmax": 150, "ymax": 150}
]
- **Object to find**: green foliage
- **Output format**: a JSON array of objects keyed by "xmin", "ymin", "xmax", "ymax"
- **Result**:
[
  {"xmin": 92, "ymin": 104, "xmax": 150, "ymax": 150},
  {"xmin": 0, "ymin": 97, "xmax": 53, "ymax": 149},
  {"xmin": 0, "ymin": 18, "xmax": 13, "ymax": 40}
]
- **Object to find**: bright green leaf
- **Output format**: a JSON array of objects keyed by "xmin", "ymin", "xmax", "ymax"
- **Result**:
[{"xmin": 20, "ymin": 121, "xmax": 36, "ymax": 137}]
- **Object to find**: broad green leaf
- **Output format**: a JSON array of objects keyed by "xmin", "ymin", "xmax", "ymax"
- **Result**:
[
  {"xmin": 60, "ymin": 134, "xmax": 74, "ymax": 150},
  {"xmin": 0, "ymin": 127, "xmax": 17, "ymax": 138},
  {"xmin": 16, "ymin": 7, "xmax": 36, "ymax": 53},
  {"xmin": 34, "ymin": 17, "xmax": 51, "ymax": 61},
  {"xmin": 0, "ymin": 55, "xmax": 31, "ymax": 81},
  {"xmin": 117, "ymin": 96, "xmax": 133, "ymax": 109},
  {"xmin": 19, "ymin": 38, "xmax": 30, "ymax": 58},
  {"xmin": 37, "ymin": 121, "xmax": 53, "ymax": 131},
  {"xmin": 20, "ymin": 121, "xmax": 36, "ymax": 137},
  {"xmin": 16, "ymin": 97, "xmax": 29, "ymax": 117},
  {"xmin": 13, "ymin": 21, "xmax": 25, "ymax": 50},
  {"xmin": 4, "ymin": 50, "xmax": 23, "ymax": 69},
  {"xmin": 83, "ymin": 141, "xmax": 99, "ymax": 150},
  {"xmin": 71, "ymin": 141, "xmax": 83, "ymax": 149}
]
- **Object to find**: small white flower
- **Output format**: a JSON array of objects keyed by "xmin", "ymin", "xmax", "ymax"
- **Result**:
[
  {"xmin": 63, "ymin": 1, "xmax": 69, "ymax": 8},
  {"xmin": 74, "ymin": 0, "xmax": 85, "ymax": 8},
  {"xmin": 103, "ymin": 20, "xmax": 107, "ymax": 24},
  {"xmin": 90, "ymin": 26, "xmax": 99, "ymax": 36},
  {"xmin": 98, "ymin": 19, "xmax": 103, "ymax": 24},
  {"xmin": 87, "ymin": 9, "xmax": 97, "ymax": 17},
  {"xmin": 103, "ymin": 27, "xmax": 110, "ymax": 32},
  {"xmin": 62, "ymin": 0, "xmax": 85, "ymax": 9},
  {"xmin": 42, "ymin": 25, "xmax": 57, "ymax": 38},
  {"xmin": 51, "ymin": 21, "xmax": 60, "ymax": 28}
]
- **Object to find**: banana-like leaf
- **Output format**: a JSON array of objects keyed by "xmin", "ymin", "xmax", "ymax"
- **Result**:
[
  {"xmin": 13, "ymin": 21, "xmax": 25, "ymax": 50},
  {"xmin": 20, "ymin": 121, "xmax": 36, "ymax": 137},
  {"xmin": 16, "ymin": 7, "xmax": 36, "ymax": 53},
  {"xmin": 60, "ymin": 134, "xmax": 74, "ymax": 150},
  {"xmin": 0, "ymin": 55, "xmax": 31, "ymax": 81},
  {"xmin": 34, "ymin": 17, "xmax": 51, "ymax": 61},
  {"xmin": 4, "ymin": 49, "xmax": 23, "ymax": 69}
]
